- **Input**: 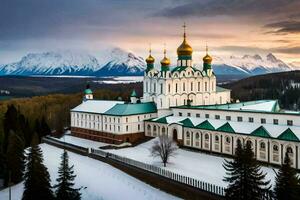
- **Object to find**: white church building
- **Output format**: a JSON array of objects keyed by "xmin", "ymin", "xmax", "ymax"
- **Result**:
[{"xmin": 70, "ymin": 26, "xmax": 300, "ymax": 169}]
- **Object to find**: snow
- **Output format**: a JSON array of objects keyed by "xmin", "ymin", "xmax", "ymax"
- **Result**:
[
  {"xmin": 237, "ymin": 101, "xmax": 276, "ymax": 112},
  {"xmin": 53, "ymin": 134, "xmax": 108, "ymax": 149},
  {"xmin": 0, "ymin": 144, "xmax": 180, "ymax": 200},
  {"xmin": 71, "ymin": 100, "xmax": 124, "ymax": 114},
  {"xmin": 105, "ymin": 139, "xmax": 277, "ymax": 188}
]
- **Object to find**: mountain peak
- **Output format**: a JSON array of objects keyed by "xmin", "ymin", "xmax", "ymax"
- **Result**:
[{"xmin": 266, "ymin": 53, "xmax": 278, "ymax": 62}]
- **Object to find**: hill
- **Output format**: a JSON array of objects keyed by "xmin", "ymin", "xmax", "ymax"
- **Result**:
[{"xmin": 224, "ymin": 70, "xmax": 300, "ymax": 110}]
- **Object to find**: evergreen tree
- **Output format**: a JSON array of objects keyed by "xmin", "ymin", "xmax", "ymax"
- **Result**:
[
  {"xmin": 22, "ymin": 145, "xmax": 54, "ymax": 200},
  {"xmin": 6, "ymin": 131, "xmax": 25, "ymax": 184},
  {"xmin": 274, "ymin": 152, "xmax": 300, "ymax": 200},
  {"xmin": 54, "ymin": 150, "xmax": 81, "ymax": 200},
  {"xmin": 3, "ymin": 104, "xmax": 19, "ymax": 152},
  {"xmin": 34, "ymin": 119, "xmax": 42, "ymax": 140},
  {"xmin": 30, "ymin": 132, "xmax": 40, "ymax": 147},
  {"xmin": 223, "ymin": 141, "xmax": 270, "ymax": 200},
  {"xmin": 41, "ymin": 116, "xmax": 51, "ymax": 137}
]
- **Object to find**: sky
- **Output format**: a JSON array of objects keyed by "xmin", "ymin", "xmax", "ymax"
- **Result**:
[{"xmin": 0, "ymin": 0, "xmax": 300, "ymax": 65}]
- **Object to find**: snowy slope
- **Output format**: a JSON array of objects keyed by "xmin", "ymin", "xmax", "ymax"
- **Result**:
[
  {"xmin": 0, "ymin": 144, "xmax": 180, "ymax": 200},
  {"xmin": 213, "ymin": 53, "xmax": 293, "ymax": 76},
  {"xmin": 0, "ymin": 48, "xmax": 146, "ymax": 76}
]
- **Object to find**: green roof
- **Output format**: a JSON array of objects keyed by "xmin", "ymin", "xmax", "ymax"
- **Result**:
[
  {"xmin": 155, "ymin": 116, "xmax": 168, "ymax": 124},
  {"xmin": 84, "ymin": 89, "xmax": 93, "ymax": 94},
  {"xmin": 195, "ymin": 120, "xmax": 215, "ymax": 130},
  {"xmin": 278, "ymin": 128, "xmax": 299, "ymax": 142},
  {"xmin": 104, "ymin": 102, "xmax": 157, "ymax": 116},
  {"xmin": 180, "ymin": 118, "xmax": 194, "ymax": 128},
  {"xmin": 251, "ymin": 126, "xmax": 271, "ymax": 138},
  {"xmin": 130, "ymin": 90, "xmax": 137, "ymax": 97},
  {"xmin": 217, "ymin": 122, "xmax": 235, "ymax": 133}
]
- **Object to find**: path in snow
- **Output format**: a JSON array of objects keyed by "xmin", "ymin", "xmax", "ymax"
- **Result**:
[{"xmin": 0, "ymin": 144, "xmax": 180, "ymax": 200}]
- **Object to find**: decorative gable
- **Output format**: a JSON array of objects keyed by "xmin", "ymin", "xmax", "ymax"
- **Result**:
[
  {"xmin": 278, "ymin": 128, "xmax": 299, "ymax": 142},
  {"xmin": 195, "ymin": 120, "xmax": 215, "ymax": 130},
  {"xmin": 251, "ymin": 126, "xmax": 271, "ymax": 138},
  {"xmin": 217, "ymin": 122, "xmax": 235, "ymax": 133}
]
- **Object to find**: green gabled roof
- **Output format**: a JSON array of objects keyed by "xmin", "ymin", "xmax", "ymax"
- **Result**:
[
  {"xmin": 195, "ymin": 120, "xmax": 215, "ymax": 130},
  {"xmin": 155, "ymin": 116, "xmax": 168, "ymax": 124},
  {"xmin": 278, "ymin": 128, "xmax": 299, "ymax": 142},
  {"xmin": 180, "ymin": 118, "xmax": 194, "ymax": 128},
  {"xmin": 217, "ymin": 122, "xmax": 235, "ymax": 133},
  {"xmin": 104, "ymin": 102, "xmax": 157, "ymax": 116},
  {"xmin": 251, "ymin": 126, "xmax": 271, "ymax": 138},
  {"xmin": 130, "ymin": 90, "xmax": 137, "ymax": 97}
]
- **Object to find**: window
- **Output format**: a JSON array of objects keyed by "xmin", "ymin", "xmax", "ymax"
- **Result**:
[
  {"xmin": 260, "ymin": 142, "xmax": 266, "ymax": 150},
  {"xmin": 248, "ymin": 117, "xmax": 254, "ymax": 123},
  {"xmin": 162, "ymin": 127, "xmax": 166, "ymax": 135},
  {"xmin": 183, "ymin": 83, "xmax": 185, "ymax": 91},
  {"xmin": 287, "ymin": 120, "xmax": 293, "ymax": 126},
  {"xmin": 198, "ymin": 82, "xmax": 200, "ymax": 91},
  {"xmin": 261, "ymin": 118, "xmax": 266, "ymax": 124},
  {"xmin": 205, "ymin": 82, "xmax": 207, "ymax": 92},
  {"xmin": 138, "ymin": 124, "xmax": 140, "ymax": 131},
  {"xmin": 179, "ymin": 112, "xmax": 182, "ymax": 116},
  {"xmin": 215, "ymin": 135, "xmax": 219, "ymax": 142},
  {"xmin": 205, "ymin": 134, "xmax": 209, "ymax": 140},
  {"xmin": 237, "ymin": 117, "xmax": 243, "ymax": 122},
  {"xmin": 126, "ymin": 118, "xmax": 128, "ymax": 123},
  {"xmin": 226, "ymin": 116, "xmax": 231, "ymax": 121},
  {"xmin": 138, "ymin": 116, "xmax": 140, "ymax": 121},
  {"xmin": 186, "ymin": 132, "xmax": 190, "ymax": 138},
  {"xmin": 273, "ymin": 119, "xmax": 278, "ymax": 125},
  {"xmin": 118, "ymin": 126, "xmax": 120, "ymax": 131},
  {"xmin": 190, "ymin": 82, "xmax": 193, "ymax": 91},
  {"xmin": 153, "ymin": 83, "xmax": 156, "ymax": 93},
  {"xmin": 196, "ymin": 114, "xmax": 200, "ymax": 118},
  {"xmin": 273, "ymin": 145, "xmax": 279, "ymax": 152},
  {"xmin": 215, "ymin": 115, "xmax": 220, "ymax": 120},
  {"xmin": 195, "ymin": 133, "xmax": 200, "ymax": 139},
  {"xmin": 205, "ymin": 114, "xmax": 209, "ymax": 119},
  {"xmin": 160, "ymin": 83, "xmax": 163, "ymax": 94},
  {"xmin": 168, "ymin": 84, "xmax": 171, "ymax": 93},
  {"xmin": 126, "ymin": 125, "xmax": 129, "ymax": 132},
  {"xmin": 175, "ymin": 83, "xmax": 178, "ymax": 93},
  {"xmin": 187, "ymin": 113, "xmax": 191, "ymax": 117},
  {"xmin": 225, "ymin": 137, "xmax": 230, "ymax": 144}
]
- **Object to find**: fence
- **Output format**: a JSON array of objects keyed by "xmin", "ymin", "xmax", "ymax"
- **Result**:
[{"xmin": 91, "ymin": 148, "xmax": 226, "ymax": 196}]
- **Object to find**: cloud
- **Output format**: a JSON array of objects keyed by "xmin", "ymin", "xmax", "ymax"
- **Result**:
[
  {"xmin": 264, "ymin": 20, "xmax": 300, "ymax": 34},
  {"xmin": 272, "ymin": 46, "xmax": 300, "ymax": 54},
  {"xmin": 217, "ymin": 45, "xmax": 267, "ymax": 53},
  {"xmin": 157, "ymin": 0, "xmax": 300, "ymax": 19}
]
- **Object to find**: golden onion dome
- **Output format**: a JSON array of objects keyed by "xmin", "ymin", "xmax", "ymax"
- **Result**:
[
  {"xmin": 203, "ymin": 54, "xmax": 212, "ymax": 63},
  {"xmin": 203, "ymin": 45, "xmax": 212, "ymax": 63},
  {"xmin": 146, "ymin": 54, "xmax": 155, "ymax": 64},
  {"xmin": 177, "ymin": 39, "xmax": 193, "ymax": 56},
  {"xmin": 160, "ymin": 57, "xmax": 171, "ymax": 66}
]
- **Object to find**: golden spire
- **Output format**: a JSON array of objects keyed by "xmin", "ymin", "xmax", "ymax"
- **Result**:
[
  {"xmin": 203, "ymin": 44, "xmax": 212, "ymax": 63},
  {"xmin": 177, "ymin": 22, "xmax": 193, "ymax": 56},
  {"xmin": 145, "ymin": 43, "xmax": 155, "ymax": 64},
  {"xmin": 161, "ymin": 43, "xmax": 170, "ymax": 66}
]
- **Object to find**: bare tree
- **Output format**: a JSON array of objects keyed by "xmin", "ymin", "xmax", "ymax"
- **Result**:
[{"xmin": 151, "ymin": 135, "xmax": 178, "ymax": 167}]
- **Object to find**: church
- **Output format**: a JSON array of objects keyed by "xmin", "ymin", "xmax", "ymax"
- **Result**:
[{"xmin": 70, "ymin": 26, "xmax": 300, "ymax": 169}]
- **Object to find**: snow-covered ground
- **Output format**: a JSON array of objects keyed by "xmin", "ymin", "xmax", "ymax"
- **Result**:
[
  {"xmin": 0, "ymin": 144, "xmax": 180, "ymax": 200},
  {"xmin": 53, "ymin": 134, "xmax": 107, "ymax": 149},
  {"xmin": 105, "ymin": 139, "xmax": 277, "ymax": 188}
]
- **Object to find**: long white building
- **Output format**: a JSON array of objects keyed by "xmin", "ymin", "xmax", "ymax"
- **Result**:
[{"xmin": 70, "ymin": 26, "xmax": 300, "ymax": 169}]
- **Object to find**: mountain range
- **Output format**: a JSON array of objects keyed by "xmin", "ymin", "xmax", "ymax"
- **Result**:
[{"xmin": 0, "ymin": 48, "xmax": 295, "ymax": 77}]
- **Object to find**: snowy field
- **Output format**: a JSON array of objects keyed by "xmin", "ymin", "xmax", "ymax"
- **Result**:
[
  {"xmin": 54, "ymin": 134, "xmax": 107, "ymax": 149},
  {"xmin": 93, "ymin": 76, "xmax": 143, "ymax": 84},
  {"xmin": 105, "ymin": 139, "xmax": 277, "ymax": 188},
  {"xmin": 0, "ymin": 144, "xmax": 180, "ymax": 200}
]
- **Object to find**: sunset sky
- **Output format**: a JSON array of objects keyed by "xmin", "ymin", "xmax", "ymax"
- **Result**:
[{"xmin": 0, "ymin": 0, "xmax": 300, "ymax": 65}]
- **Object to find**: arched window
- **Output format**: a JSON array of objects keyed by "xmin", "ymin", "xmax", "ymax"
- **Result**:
[
  {"xmin": 205, "ymin": 134, "xmax": 209, "ymax": 141},
  {"xmin": 260, "ymin": 142, "xmax": 266, "ymax": 150},
  {"xmin": 287, "ymin": 147, "xmax": 293, "ymax": 154},
  {"xmin": 236, "ymin": 138, "xmax": 242, "ymax": 146},
  {"xmin": 186, "ymin": 131, "xmax": 190, "ymax": 138},
  {"xmin": 246, "ymin": 140, "xmax": 252, "ymax": 147},
  {"xmin": 225, "ymin": 137, "xmax": 230, "ymax": 144},
  {"xmin": 273, "ymin": 145, "xmax": 279, "ymax": 152},
  {"xmin": 195, "ymin": 133, "xmax": 200, "ymax": 140},
  {"xmin": 215, "ymin": 135, "xmax": 219, "ymax": 142}
]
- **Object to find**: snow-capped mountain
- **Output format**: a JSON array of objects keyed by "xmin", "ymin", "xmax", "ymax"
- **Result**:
[
  {"xmin": 0, "ymin": 50, "xmax": 293, "ymax": 77},
  {"xmin": 212, "ymin": 53, "xmax": 293, "ymax": 76},
  {"xmin": 0, "ymin": 48, "xmax": 146, "ymax": 76}
]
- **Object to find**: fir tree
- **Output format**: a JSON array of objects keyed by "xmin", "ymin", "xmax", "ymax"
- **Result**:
[
  {"xmin": 22, "ymin": 145, "xmax": 54, "ymax": 200},
  {"xmin": 3, "ymin": 104, "xmax": 19, "ymax": 152},
  {"xmin": 223, "ymin": 141, "xmax": 270, "ymax": 200},
  {"xmin": 30, "ymin": 132, "xmax": 40, "ymax": 147},
  {"xmin": 274, "ymin": 152, "xmax": 300, "ymax": 200},
  {"xmin": 40, "ymin": 116, "xmax": 51, "ymax": 137},
  {"xmin": 6, "ymin": 131, "xmax": 25, "ymax": 184},
  {"xmin": 54, "ymin": 150, "xmax": 81, "ymax": 200}
]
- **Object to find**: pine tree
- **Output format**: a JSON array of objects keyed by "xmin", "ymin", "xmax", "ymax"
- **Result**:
[
  {"xmin": 223, "ymin": 141, "xmax": 270, "ymax": 200},
  {"xmin": 274, "ymin": 152, "xmax": 300, "ymax": 200},
  {"xmin": 3, "ymin": 104, "xmax": 19, "ymax": 152},
  {"xmin": 54, "ymin": 150, "xmax": 81, "ymax": 200},
  {"xmin": 6, "ymin": 131, "xmax": 25, "ymax": 184},
  {"xmin": 30, "ymin": 132, "xmax": 40, "ymax": 147},
  {"xmin": 40, "ymin": 116, "xmax": 51, "ymax": 137},
  {"xmin": 22, "ymin": 145, "xmax": 54, "ymax": 200}
]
